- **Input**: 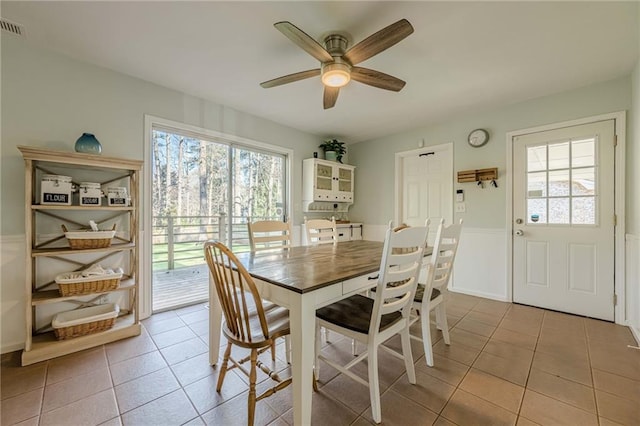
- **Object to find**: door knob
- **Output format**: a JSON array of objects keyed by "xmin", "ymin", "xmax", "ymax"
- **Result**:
[
  {"xmin": 515, "ymin": 218, "xmax": 523, "ymax": 224},
  {"xmin": 515, "ymin": 229, "xmax": 524, "ymax": 236}
]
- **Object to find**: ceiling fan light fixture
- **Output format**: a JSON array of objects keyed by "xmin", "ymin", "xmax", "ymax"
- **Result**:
[{"xmin": 321, "ymin": 63, "xmax": 351, "ymax": 88}]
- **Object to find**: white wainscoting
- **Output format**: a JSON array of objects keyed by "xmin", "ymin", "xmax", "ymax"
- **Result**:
[
  {"xmin": 627, "ymin": 234, "xmax": 640, "ymax": 344},
  {"xmin": 364, "ymin": 225, "xmax": 509, "ymax": 302},
  {"xmin": 1, "ymin": 235, "xmax": 27, "ymax": 353}
]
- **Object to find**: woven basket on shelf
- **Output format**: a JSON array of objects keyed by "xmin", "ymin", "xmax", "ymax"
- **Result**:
[
  {"xmin": 52, "ymin": 303, "xmax": 120, "ymax": 340},
  {"xmin": 62, "ymin": 224, "xmax": 116, "ymax": 249},
  {"xmin": 56, "ymin": 276, "xmax": 121, "ymax": 297},
  {"xmin": 54, "ymin": 317, "xmax": 116, "ymax": 340}
]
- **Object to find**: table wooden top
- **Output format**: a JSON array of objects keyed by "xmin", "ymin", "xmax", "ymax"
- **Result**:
[{"xmin": 234, "ymin": 240, "xmax": 431, "ymax": 294}]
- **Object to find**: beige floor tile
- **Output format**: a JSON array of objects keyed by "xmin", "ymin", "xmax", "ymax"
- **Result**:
[
  {"xmin": 483, "ymin": 340, "xmax": 534, "ymax": 364},
  {"xmin": 432, "ymin": 339, "xmax": 481, "ymax": 366},
  {"xmin": 415, "ymin": 354, "xmax": 470, "ymax": 387},
  {"xmin": 531, "ymin": 351, "xmax": 592, "ymax": 386},
  {"xmin": 161, "ymin": 337, "xmax": 208, "ymax": 365},
  {"xmin": 171, "ymin": 352, "xmax": 217, "ymax": 387},
  {"xmin": 459, "ymin": 368, "xmax": 524, "ymax": 413},
  {"xmin": 109, "ymin": 350, "xmax": 167, "ymax": 386},
  {"xmin": 188, "ymin": 318, "xmax": 210, "ymax": 337},
  {"xmin": 595, "ymin": 389, "xmax": 640, "ymax": 426},
  {"xmin": 503, "ymin": 304, "xmax": 544, "ymax": 324},
  {"xmin": 46, "ymin": 346, "xmax": 108, "ymax": 385},
  {"xmin": 498, "ymin": 318, "xmax": 541, "ymax": 337},
  {"xmin": 526, "ymin": 368, "xmax": 596, "ymax": 413},
  {"xmin": 151, "ymin": 325, "xmax": 198, "ymax": 349},
  {"xmin": 105, "ymin": 333, "xmax": 158, "ymax": 365},
  {"xmin": 490, "ymin": 327, "xmax": 537, "ymax": 351},
  {"xmin": 473, "ymin": 351, "xmax": 530, "ymax": 386},
  {"xmin": 598, "ymin": 416, "xmax": 626, "ymax": 426},
  {"xmin": 541, "ymin": 311, "xmax": 585, "ymax": 335},
  {"xmin": 177, "ymin": 308, "xmax": 210, "ymax": 325},
  {"xmin": 588, "ymin": 339, "xmax": 640, "ymax": 381},
  {"xmin": 142, "ymin": 315, "xmax": 186, "ymax": 336},
  {"xmin": 13, "ymin": 415, "xmax": 40, "ymax": 426},
  {"xmin": 121, "ymin": 389, "xmax": 199, "ymax": 426},
  {"xmin": 585, "ymin": 318, "xmax": 637, "ymax": 346},
  {"xmin": 535, "ymin": 334, "xmax": 589, "ymax": 363},
  {"xmin": 275, "ymin": 393, "xmax": 348, "ymax": 426},
  {"xmin": 441, "ymin": 389, "xmax": 516, "ymax": 426},
  {"xmin": 360, "ymin": 389, "xmax": 438, "ymax": 426},
  {"xmin": 515, "ymin": 416, "xmax": 540, "ymax": 426},
  {"xmin": 350, "ymin": 417, "xmax": 375, "ymax": 426},
  {"xmin": 100, "ymin": 416, "xmax": 123, "ymax": 426},
  {"xmin": 448, "ymin": 328, "xmax": 489, "ymax": 350},
  {"xmin": 114, "ymin": 367, "xmax": 180, "ymax": 413},
  {"xmin": 472, "ymin": 300, "xmax": 511, "ymax": 317},
  {"xmin": 592, "ymin": 368, "xmax": 640, "ymax": 403},
  {"xmin": 520, "ymin": 390, "xmax": 597, "ymax": 426},
  {"xmin": 433, "ymin": 416, "xmax": 458, "ymax": 426},
  {"xmin": 0, "ymin": 363, "xmax": 46, "ymax": 400},
  {"xmin": 463, "ymin": 310, "xmax": 504, "ymax": 326},
  {"xmin": 0, "ymin": 388, "xmax": 43, "ymax": 425},
  {"xmin": 319, "ymin": 371, "xmax": 375, "ymax": 416},
  {"xmin": 454, "ymin": 317, "xmax": 496, "ymax": 338},
  {"xmin": 185, "ymin": 369, "xmax": 248, "ymax": 414},
  {"xmin": 40, "ymin": 389, "xmax": 119, "ymax": 426},
  {"xmin": 391, "ymin": 370, "xmax": 456, "ymax": 414},
  {"xmin": 42, "ymin": 366, "xmax": 112, "ymax": 413}
]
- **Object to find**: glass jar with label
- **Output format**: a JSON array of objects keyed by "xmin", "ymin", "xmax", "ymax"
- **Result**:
[
  {"xmin": 41, "ymin": 175, "xmax": 73, "ymax": 205},
  {"xmin": 107, "ymin": 187, "xmax": 129, "ymax": 206},
  {"xmin": 79, "ymin": 182, "xmax": 103, "ymax": 206}
]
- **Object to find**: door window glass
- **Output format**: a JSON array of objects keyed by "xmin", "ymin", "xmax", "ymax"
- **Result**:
[{"xmin": 526, "ymin": 138, "xmax": 597, "ymax": 225}]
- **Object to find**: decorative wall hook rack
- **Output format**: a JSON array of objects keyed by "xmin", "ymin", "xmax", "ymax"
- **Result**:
[{"xmin": 457, "ymin": 167, "xmax": 498, "ymax": 183}]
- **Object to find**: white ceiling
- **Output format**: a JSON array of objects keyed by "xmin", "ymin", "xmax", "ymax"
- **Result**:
[{"xmin": 3, "ymin": 1, "xmax": 638, "ymax": 143}]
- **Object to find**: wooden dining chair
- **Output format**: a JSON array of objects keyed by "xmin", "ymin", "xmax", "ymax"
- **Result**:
[
  {"xmin": 204, "ymin": 241, "xmax": 292, "ymax": 426},
  {"xmin": 304, "ymin": 217, "xmax": 338, "ymax": 245},
  {"xmin": 411, "ymin": 218, "xmax": 463, "ymax": 367},
  {"xmin": 314, "ymin": 222, "xmax": 429, "ymax": 424},
  {"xmin": 247, "ymin": 219, "xmax": 292, "ymax": 252}
]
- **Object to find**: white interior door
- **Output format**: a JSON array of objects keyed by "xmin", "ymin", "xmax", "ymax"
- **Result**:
[
  {"xmin": 512, "ymin": 120, "xmax": 615, "ymax": 320},
  {"xmin": 396, "ymin": 145, "xmax": 453, "ymax": 243}
]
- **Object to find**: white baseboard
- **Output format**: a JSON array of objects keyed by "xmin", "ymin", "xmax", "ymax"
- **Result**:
[
  {"xmin": 449, "ymin": 287, "xmax": 510, "ymax": 302},
  {"xmin": 626, "ymin": 233, "xmax": 640, "ymax": 344}
]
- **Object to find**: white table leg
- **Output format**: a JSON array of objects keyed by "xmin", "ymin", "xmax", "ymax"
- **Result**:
[
  {"xmin": 290, "ymin": 293, "xmax": 315, "ymax": 425},
  {"xmin": 209, "ymin": 274, "xmax": 222, "ymax": 366}
]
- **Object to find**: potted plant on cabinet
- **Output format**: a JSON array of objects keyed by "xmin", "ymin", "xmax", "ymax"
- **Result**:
[{"xmin": 319, "ymin": 139, "xmax": 346, "ymax": 163}]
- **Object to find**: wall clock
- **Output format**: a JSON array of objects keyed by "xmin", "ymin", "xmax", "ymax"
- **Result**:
[{"xmin": 468, "ymin": 128, "xmax": 490, "ymax": 147}]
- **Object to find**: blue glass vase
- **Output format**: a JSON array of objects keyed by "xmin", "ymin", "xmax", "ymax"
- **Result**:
[{"xmin": 75, "ymin": 133, "xmax": 102, "ymax": 154}]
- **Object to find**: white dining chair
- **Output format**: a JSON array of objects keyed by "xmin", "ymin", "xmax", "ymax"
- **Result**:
[
  {"xmin": 304, "ymin": 217, "xmax": 338, "ymax": 245},
  {"xmin": 411, "ymin": 218, "xmax": 463, "ymax": 367},
  {"xmin": 314, "ymin": 221, "xmax": 429, "ymax": 424},
  {"xmin": 247, "ymin": 219, "xmax": 292, "ymax": 252}
]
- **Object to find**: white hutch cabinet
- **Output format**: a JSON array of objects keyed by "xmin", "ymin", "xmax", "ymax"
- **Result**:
[{"xmin": 302, "ymin": 158, "xmax": 354, "ymax": 211}]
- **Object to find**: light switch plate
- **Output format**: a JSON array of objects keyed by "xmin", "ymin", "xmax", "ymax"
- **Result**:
[{"xmin": 456, "ymin": 203, "xmax": 466, "ymax": 213}]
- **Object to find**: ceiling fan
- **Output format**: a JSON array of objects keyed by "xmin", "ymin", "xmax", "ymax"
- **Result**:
[{"xmin": 260, "ymin": 19, "xmax": 414, "ymax": 109}]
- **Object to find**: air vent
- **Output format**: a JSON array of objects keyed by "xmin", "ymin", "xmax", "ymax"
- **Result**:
[{"xmin": 0, "ymin": 18, "xmax": 25, "ymax": 37}]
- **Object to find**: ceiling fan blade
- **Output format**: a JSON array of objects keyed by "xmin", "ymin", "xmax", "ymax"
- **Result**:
[
  {"xmin": 343, "ymin": 19, "xmax": 414, "ymax": 66},
  {"xmin": 323, "ymin": 86, "xmax": 340, "ymax": 109},
  {"xmin": 351, "ymin": 67, "xmax": 406, "ymax": 92},
  {"xmin": 274, "ymin": 21, "xmax": 334, "ymax": 63},
  {"xmin": 260, "ymin": 69, "xmax": 321, "ymax": 88}
]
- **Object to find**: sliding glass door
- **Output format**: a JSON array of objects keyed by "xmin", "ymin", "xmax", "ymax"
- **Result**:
[{"xmin": 151, "ymin": 126, "xmax": 287, "ymax": 311}]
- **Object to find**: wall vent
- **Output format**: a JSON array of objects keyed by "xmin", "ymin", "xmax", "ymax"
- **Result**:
[{"xmin": 0, "ymin": 18, "xmax": 25, "ymax": 37}]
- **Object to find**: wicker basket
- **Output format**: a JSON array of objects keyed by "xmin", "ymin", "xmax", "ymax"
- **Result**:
[
  {"xmin": 52, "ymin": 304, "xmax": 120, "ymax": 340},
  {"xmin": 62, "ymin": 224, "xmax": 116, "ymax": 249},
  {"xmin": 55, "ymin": 270, "xmax": 122, "ymax": 296}
]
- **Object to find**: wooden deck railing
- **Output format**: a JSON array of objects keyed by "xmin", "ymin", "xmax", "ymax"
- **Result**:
[{"xmin": 152, "ymin": 214, "xmax": 281, "ymax": 270}]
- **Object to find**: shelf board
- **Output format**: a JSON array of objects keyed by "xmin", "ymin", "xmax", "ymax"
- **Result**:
[
  {"xmin": 32, "ymin": 278, "xmax": 136, "ymax": 306},
  {"xmin": 32, "ymin": 205, "xmax": 134, "ymax": 211},
  {"xmin": 32, "ymin": 242, "xmax": 135, "ymax": 257},
  {"xmin": 22, "ymin": 316, "xmax": 140, "ymax": 366},
  {"xmin": 18, "ymin": 146, "xmax": 142, "ymax": 171}
]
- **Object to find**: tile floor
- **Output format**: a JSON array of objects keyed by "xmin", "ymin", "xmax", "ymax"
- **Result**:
[{"xmin": 2, "ymin": 293, "xmax": 639, "ymax": 425}]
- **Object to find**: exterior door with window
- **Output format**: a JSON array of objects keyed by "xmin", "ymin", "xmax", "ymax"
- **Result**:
[{"xmin": 512, "ymin": 120, "xmax": 615, "ymax": 320}]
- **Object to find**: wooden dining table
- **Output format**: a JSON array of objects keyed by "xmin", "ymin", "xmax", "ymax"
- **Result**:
[{"xmin": 208, "ymin": 240, "xmax": 431, "ymax": 425}]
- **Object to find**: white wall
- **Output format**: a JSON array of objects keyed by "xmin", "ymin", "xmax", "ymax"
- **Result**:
[
  {"xmin": 350, "ymin": 77, "xmax": 633, "ymax": 305},
  {"xmin": 0, "ymin": 37, "xmax": 320, "ymax": 352},
  {"xmin": 627, "ymin": 49, "xmax": 640, "ymax": 341}
]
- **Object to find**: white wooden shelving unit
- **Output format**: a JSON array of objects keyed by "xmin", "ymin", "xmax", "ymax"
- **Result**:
[{"xmin": 18, "ymin": 146, "xmax": 142, "ymax": 366}]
